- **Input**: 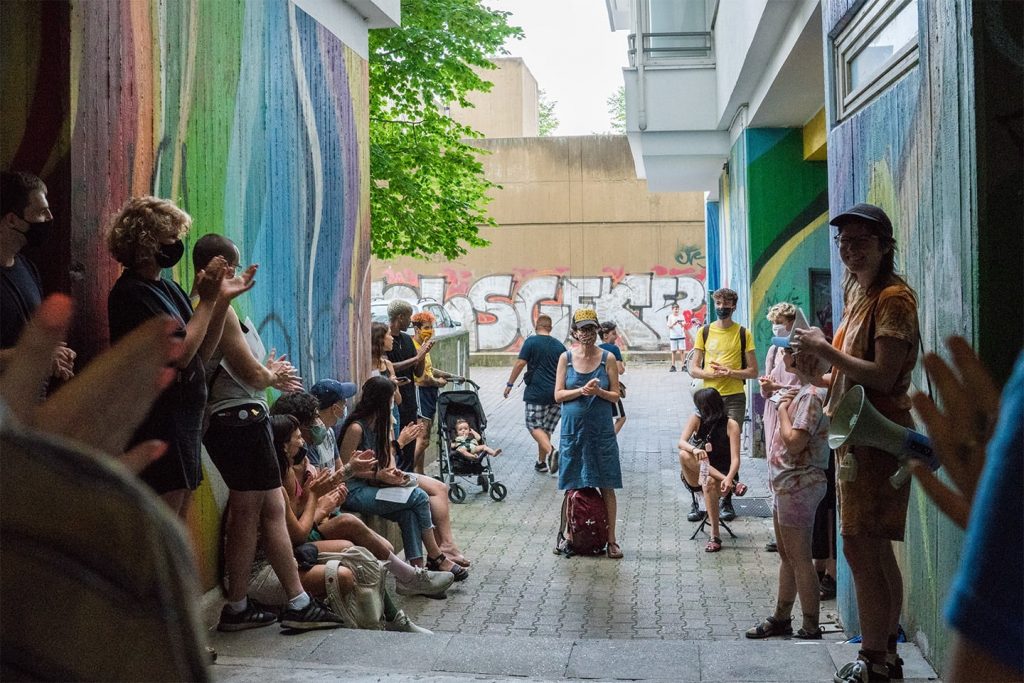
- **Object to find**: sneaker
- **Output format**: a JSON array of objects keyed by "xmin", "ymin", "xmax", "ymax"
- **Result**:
[
  {"xmin": 395, "ymin": 567, "xmax": 454, "ymax": 598},
  {"xmin": 279, "ymin": 597, "xmax": 345, "ymax": 630},
  {"xmin": 820, "ymin": 574, "xmax": 837, "ymax": 600},
  {"xmin": 386, "ymin": 609, "xmax": 433, "ymax": 635},
  {"xmin": 687, "ymin": 501, "xmax": 706, "ymax": 523},
  {"xmin": 534, "ymin": 461, "xmax": 548, "ymax": 473},
  {"xmin": 720, "ymin": 500, "xmax": 737, "ymax": 522},
  {"xmin": 546, "ymin": 448, "xmax": 559, "ymax": 474},
  {"xmin": 669, "ymin": 365, "xmax": 677, "ymax": 372},
  {"xmin": 217, "ymin": 600, "xmax": 277, "ymax": 632},
  {"xmin": 765, "ymin": 540, "xmax": 778, "ymax": 552}
]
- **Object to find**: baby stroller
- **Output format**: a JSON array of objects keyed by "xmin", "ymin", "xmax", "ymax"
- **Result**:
[{"xmin": 435, "ymin": 378, "xmax": 508, "ymax": 504}]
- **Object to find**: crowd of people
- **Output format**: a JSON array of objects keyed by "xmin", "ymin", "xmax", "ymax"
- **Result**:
[{"xmin": 1, "ymin": 172, "xmax": 1019, "ymax": 682}]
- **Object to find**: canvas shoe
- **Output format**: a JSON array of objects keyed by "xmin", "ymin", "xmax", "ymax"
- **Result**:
[
  {"xmin": 385, "ymin": 609, "xmax": 433, "ymax": 634},
  {"xmin": 546, "ymin": 448, "xmax": 559, "ymax": 474},
  {"xmin": 534, "ymin": 461, "xmax": 548, "ymax": 473},
  {"xmin": 395, "ymin": 567, "xmax": 454, "ymax": 597}
]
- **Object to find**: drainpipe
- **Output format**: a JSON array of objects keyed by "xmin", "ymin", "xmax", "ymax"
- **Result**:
[{"xmin": 636, "ymin": 0, "xmax": 647, "ymax": 131}]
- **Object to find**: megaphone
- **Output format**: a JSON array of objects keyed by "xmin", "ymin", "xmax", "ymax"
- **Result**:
[{"xmin": 828, "ymin": 385, "xmax": 940, "ymax": 488}]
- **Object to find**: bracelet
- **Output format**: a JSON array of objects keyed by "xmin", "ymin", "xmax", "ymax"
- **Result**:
[{"xmin": 506, "ymin": 382, "xmax": 513, "ymax": 388}]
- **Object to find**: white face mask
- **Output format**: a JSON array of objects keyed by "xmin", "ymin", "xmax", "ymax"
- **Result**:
[{"xmin": 772, "ymin": 323, "xmax": 787, "ymax": 336}]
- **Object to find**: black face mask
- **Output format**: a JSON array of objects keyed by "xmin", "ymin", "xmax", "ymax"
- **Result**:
[
  {"xmin": 10, "ymin": 218, "xmax": 51, "ymax": 249},
  {"xmin": 715, "ymin": 307, "xmax": 734, "ymax": 319},
  {"xmin": 154, "ymin": 239, "xmax": 185, "ymax": 268}
]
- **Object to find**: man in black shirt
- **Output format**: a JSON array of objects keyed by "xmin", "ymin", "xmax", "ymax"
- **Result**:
[
  {"xmin": 386, "ymin": 299, "xmax": 427, "ymax": 471},
  {"xmin": 0, "ymin": 171, "xmax": 75, "ymax": 380}
]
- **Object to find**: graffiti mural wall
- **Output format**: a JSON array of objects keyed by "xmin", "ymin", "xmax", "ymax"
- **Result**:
[
  {"xmin": 373, "ymin": 266, "xmax": 707, "ymax": 353},
  {"xmin": 1, "ymin": 0, "xmax": 371, "ymax": 587}
]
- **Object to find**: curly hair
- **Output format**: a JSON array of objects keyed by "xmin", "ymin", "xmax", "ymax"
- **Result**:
[
  {"xmin": 107, "ymin": 196, "xmax": 191, "ymax": 268},
  {"xmin": 410, "ymin": 311, "xmax": 435, "ymax": 327},
  {"xmin": 766, "ymin": 302, "xmax": 797, "ymax": 324},
  {"xmin": 270, "ymin": 391, "xmax": 320, "ymax": 427}
]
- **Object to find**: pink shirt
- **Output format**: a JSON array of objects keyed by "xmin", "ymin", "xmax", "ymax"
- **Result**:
[{"xmin": 761, "ymin": 345, "xmax": 800, "ymax": 452}]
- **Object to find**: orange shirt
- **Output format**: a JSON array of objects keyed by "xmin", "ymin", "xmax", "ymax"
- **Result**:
[{"xmin": 825, "ymin": 281, "xmax": 919, "ymax": 420}]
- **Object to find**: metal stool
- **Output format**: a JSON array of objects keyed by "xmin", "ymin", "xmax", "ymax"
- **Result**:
[{"xmin": 684, "ymin": 481, "xmax": 737, "ymax": 541}]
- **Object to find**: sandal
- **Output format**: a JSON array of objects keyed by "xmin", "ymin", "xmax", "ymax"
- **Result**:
[
  {"xmin": 606, "ymin": 542, "xmax": 623, "ymax": 559},
  {"xmin": 440, "ymin": 547, "xmax": 471, "ymax": 567},
  {"xmin": 427, "ymin": 553, "xmax": 469, "ymax": 582},
  {"xmin": 732, "ymin": 481, "xmax": 748, "ymax": 497},
  {"xmin": 744, "ymin": 616, "xmax": 793, "ymax": 639},
  {"xmin": 705, "ymin": 536, "xmax": 722, "ymax": 553},
  {"xmin": 794, "ymin": 626, "xmax": 823, "ymax": 640}
]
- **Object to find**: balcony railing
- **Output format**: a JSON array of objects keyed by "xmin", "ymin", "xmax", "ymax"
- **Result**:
[{"xmin": 628, "ymin": 31, "xmax": 713, "ymax": 66}]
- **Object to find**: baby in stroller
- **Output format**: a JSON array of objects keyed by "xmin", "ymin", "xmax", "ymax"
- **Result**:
[{"xmin": 451, "ymin": 419, "xmax": 503, "ymax": 461}]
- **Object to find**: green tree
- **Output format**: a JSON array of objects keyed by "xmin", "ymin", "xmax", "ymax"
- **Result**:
[
  {"xmin": 368, "ymin": 0, "xmax": 522, "ymax": 260},
  {"xmin": 607, "ymin": 85, "xmax": 626, "ymax": 134},
  {"xmin": 538, "ymin": 88, "xmax": 559, "ymax": 136}
]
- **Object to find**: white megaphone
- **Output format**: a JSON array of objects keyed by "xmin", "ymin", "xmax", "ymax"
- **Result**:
[{"xmin": 828, "ymin": 385, "xmax": 940, "ymax": 488}]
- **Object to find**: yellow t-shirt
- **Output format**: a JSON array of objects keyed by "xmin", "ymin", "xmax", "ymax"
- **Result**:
[
  {"xmin": 694, "ymin": 323, "xmax": 755, "ymax": 396},
  {"xmin": 413, "ymin": 338, "xmax": 434, "ymax": 385}
]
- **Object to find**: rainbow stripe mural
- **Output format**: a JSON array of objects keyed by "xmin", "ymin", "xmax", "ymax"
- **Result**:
[{"xmin": 2, "ymin": 0, "xmax": 371, "ymax": 586}]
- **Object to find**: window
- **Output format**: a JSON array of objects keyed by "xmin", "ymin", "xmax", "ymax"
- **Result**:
[
  {"xmin": 833, "ymin": 0, "xmax": 919, "ymax": 121},
  {"xmin": 628, "ymin": 0, "xmax": 712, "ymax": 65}
]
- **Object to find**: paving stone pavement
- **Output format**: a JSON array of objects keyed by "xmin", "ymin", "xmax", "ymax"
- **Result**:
[{"xmin": 209, "ymin": 365, "xmax": 940, "ymax": 680}]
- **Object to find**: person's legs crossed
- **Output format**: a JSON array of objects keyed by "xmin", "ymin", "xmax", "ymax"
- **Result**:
[{"xmin": 318, "ymin": 513, "xmax": 394, "ymax": 561}]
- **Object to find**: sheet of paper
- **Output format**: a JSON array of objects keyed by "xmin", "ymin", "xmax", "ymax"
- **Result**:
[{"xmin": 375, "ymin": 486, "xmax": 415, "ymax": 503}]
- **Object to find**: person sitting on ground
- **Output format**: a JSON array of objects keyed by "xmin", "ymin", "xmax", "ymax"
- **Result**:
[
  {"xmin": 261, "ymin": 414, "xmax": 439, "ymax": 633},
  {"xmin": 308, "ymin": 379, "xmax": 357, "ymax": 470},
  {"xmin": 410, "ymin": 311, "xmax": 456, "ymax": 474},
  {"xmin": 337, "ymin": 376, "xmax": 470, "ymax": 579},
  {"xmin": 598, "ymin": 321, "xmax": 627, "ymax": 435},
  {"xmin": 677, "ymin": 387, "xmax": 745, "ymax": 553},
  {"xmin": 191, "ymin": 234, "xmax": 345, "ymax": 632},
  {"xmin": 451, "ymin": 418, "xmax": 502, "ymax": 461},
  {"xmin": 746, "ymin": 348, "xmax": 831, "ymax": 641},
  {"xmin": 273, "ymin": 386, "xmax": 455, "ymax": 599}
]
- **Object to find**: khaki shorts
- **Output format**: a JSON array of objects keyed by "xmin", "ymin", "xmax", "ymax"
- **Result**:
[{"xmin": 837, "ymin": 445, "xmax": 911, "ymax": 540}]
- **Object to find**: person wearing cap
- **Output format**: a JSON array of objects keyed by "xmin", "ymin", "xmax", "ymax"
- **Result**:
[
  {"xmin": 790, "ymin": 202, "xmax": 920, "ymax": 683},
  {"xmin": 310, "ymin": 378, "xmax": 358, "ymax": 472},
  {"xmin": 0, "ymin": 171, "xmax": 76, "ymax": 381},
  {"xmin": 598, "ymin": 321, "xmax": 627, "ymax": 435},
  {"xmin": 554, "ymin": 308, "xmax": 624, "ymax": 559},
  {"xmin": 193, "ymin": 235, "xmax": 344, "ymax": 632}
]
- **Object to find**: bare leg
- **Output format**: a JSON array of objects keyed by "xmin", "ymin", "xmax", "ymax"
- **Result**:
[
  {"xmin": 844, "ymin": 534, "xmax": 901, "ymax": 654},
  {"xmin": 679, "ymin": 449, "xmax": 701, "ymax": 488},
  {"xmin": 420, "ymin": 527, "xmax": 461, "ymax": 572},
  {"xmin": 300, "ymin": 564, "xmax": 354, "ymax": 600},
  {"xmin": 614, "ymin": 417, "xmax": 626, "ymax": 434},
  {"xmin": 260, "ymin": 489, "xmax": 306, "ymax": 599},
  {"xmin": 600, "ymin": 488, "xmax": 618, "ymax": 545},
  {"xmin": 318, "ymin": 513, "xmax": 394, "ymax": 561},
  {"xmin": 222, "ymin": 490, "xmax": 265, "ymax": 602},
  {"xmin": 413, "ymin": 417, "xmax": 432, "ymax": 474},
  {"xmin": 777, "ymin": 518, "xmax": 820, "ymax": 632},
  {"xmin": 416, "ymin": 475, "xmax": 468, "ymax": 563},
  {"xmin": 703, "ymin": 478, "xmax": 722, "ymax": 538},
  {"xmin": 530, "ymin": 428, "xmax": 553, "ymax": 463},
  {"xmin": 772, "ymin": 511, "xmax": 796, "ymax": 620}
]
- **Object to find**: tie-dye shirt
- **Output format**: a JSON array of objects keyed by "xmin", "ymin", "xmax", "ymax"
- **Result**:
[{"xmin": 768, "ymin": 384, "xmax": 830, "ymax": 494}]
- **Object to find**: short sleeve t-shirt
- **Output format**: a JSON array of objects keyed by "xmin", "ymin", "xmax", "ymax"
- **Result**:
[
  {"xmin": 825, "ymin": 282, "xmax": 918, "ymax": 419},
  {"xmin": 694, "ymin": 323, "xmax": 756, "ymax": 396},
  {"xmin": 599, "ymin": 342, "xmax": 623, "ymax": 362},
  {"xmin": 768, "ymin": 385, "xmax": 829, "ymax": 492},
  {"xmin": 387, "ymin": 332, "xmax": 418, "ymax": 415},
  {"xmin": 0, "ymin": 254, "xmax": 43, "ymax": 349},
  {"xmin": 666, "ymin": 313, "xmax": 686, "ymax": 340},
  {"xmin": 518, "ymin": 334, "xmax": 565, "ymax": 405}
]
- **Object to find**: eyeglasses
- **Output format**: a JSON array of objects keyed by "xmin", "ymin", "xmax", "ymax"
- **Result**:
[{"xmin": 833, "ymin": 234, "xmax": 877, "ymax": 249}]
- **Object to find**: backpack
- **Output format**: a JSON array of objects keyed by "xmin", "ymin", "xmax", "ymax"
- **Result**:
[
  {"xmin": 683, "ymin": 324, "xmax": 747, "ymax": 376},
  {"xmin": 555, "ymin": 488, "xmax": 609, "ymax": 557},
  {"xmin": 319, "ymin": 546, "xmax": 386, "ymax": 630}
]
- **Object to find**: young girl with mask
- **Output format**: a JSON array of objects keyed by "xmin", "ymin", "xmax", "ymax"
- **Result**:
[{"xmin": 106, "ymin": 197, "xmax": 254, "ymax": 520}]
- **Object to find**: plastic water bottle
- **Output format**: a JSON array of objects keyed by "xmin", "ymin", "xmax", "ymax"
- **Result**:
[{"xmin": 698, "ymin": 458, "xmax": 709, "ymax": 486}]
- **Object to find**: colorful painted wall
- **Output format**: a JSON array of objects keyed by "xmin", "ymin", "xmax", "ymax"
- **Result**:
[
  {"xmin": 712, "ymin": 127, "xmax": 830, "ymax": 455},
  {"xmin": 823, "ymin": 0, "xmax": 1023, "ymax": 671},
  {"xmin": 1, "ymin": 0, "xmax": 371, "ymax": 587}
]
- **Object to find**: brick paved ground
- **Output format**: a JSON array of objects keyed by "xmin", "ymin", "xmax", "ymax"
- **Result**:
[{"xmin": 397, "ymin": 365, "xmax": 834, "ymax": 641}]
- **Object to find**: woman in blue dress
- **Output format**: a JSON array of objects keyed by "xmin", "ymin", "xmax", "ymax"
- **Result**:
[{"xmin": 554, "ymin": 308, "xmax": 624, "ymax": 558}]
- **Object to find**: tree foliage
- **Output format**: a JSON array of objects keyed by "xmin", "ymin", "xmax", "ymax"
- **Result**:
[
  {"xmin": 368, "ymin": 0, "xmax": 522, "ymax": 260},
  {"xmin": 538, "ymin": 88, "xmax": 559, "ymax": 136},
  {"xmin": 607, "ymin": 85, "xmax": 626, "ymax": 134}
]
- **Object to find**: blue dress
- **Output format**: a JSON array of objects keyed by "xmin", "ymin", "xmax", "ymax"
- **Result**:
[{"xmin": 558, "ymin": 350, "xmax": 622, "ymax": 490}]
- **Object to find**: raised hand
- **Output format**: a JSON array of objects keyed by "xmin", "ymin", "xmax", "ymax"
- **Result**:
[
  {"xmin": 265, "ymin": 349, "xmax": 302, "ymax": 392},
  {"xmin": 194, "ymin": 256, "xmax": 228, "ymax": 302},
  {"xmin": 220, "ymin": 263, "xmax": 258, "ymax": 301},
  {"xmin": 309, "ymin": 469, "xmax": 342, "ymax": 497},
  {"xmin": 910, "ymin": 336, "xmax": 1001, "ymax": 529}
]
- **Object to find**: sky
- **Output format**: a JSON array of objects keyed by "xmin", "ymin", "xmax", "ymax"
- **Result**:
[{"xmin": 484, "ymin": 0, "xmax": 630, "ymax": 136}]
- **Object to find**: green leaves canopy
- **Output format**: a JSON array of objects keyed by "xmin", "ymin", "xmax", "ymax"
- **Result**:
[{"xmin": 368, "ymin": 0, "xmax": 522, "ymax": 260}]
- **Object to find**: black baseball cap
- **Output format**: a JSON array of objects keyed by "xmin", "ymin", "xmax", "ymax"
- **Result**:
[{"xmin": 829, "ymin": 203, "xmax": 893, "ymax": 239}]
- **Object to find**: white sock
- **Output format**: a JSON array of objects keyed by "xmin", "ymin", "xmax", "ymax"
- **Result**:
[
  {"xmin": 226, "ymin": 597, "xmax": 248, "ymax": 614},
  {"xmin": 387, "ymin": 553, "xmax": 418, "ymax": 582},
  {"xmin": 287, "ymin": 592, "xmax": 311, "ymax": 610}
]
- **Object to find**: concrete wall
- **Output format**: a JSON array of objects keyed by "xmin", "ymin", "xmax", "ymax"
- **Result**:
[
  {"xmin": 1, "ymin": 0, "xmax": 372, "ymax": 589},
  {"xmin": 371, "ymin": 135, "xmax": 708, "ymax": 356},
  {"xmin": 447, "ymin": 57, "xmax": 539, "ymax": 138}
]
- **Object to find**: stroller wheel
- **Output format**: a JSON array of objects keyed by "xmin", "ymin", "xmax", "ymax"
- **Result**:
[
  {"xmin": 477, "ymin": 474, "xmax": 489, "ymax": 492},
  {"xmin": 448, "ymin": 483, "xmax": 467, "ymax": 504},
  {"xmin": 489, "ymin": 483, "xmax": 508, "ymax": 502}
]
